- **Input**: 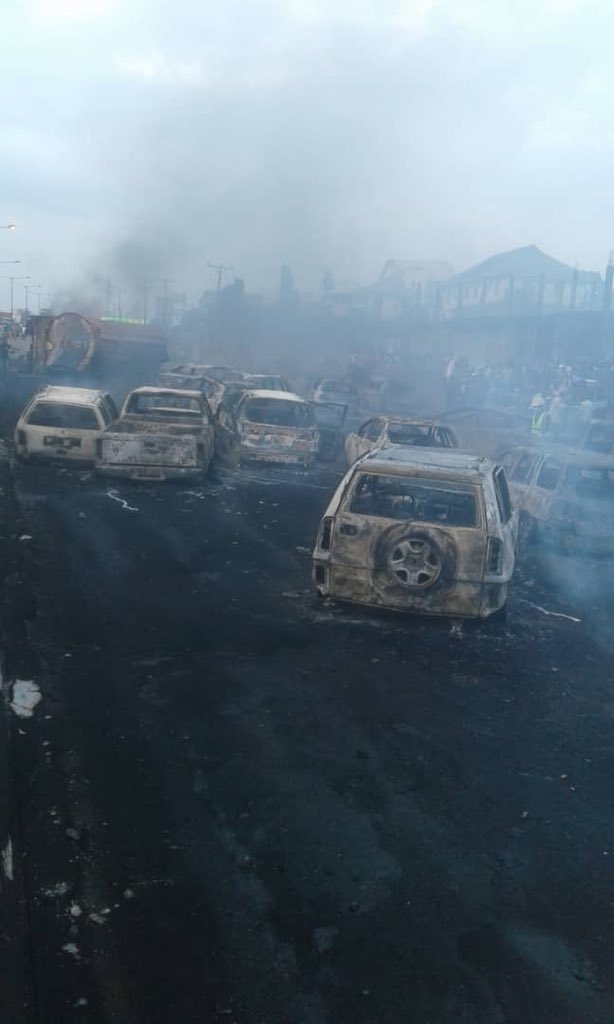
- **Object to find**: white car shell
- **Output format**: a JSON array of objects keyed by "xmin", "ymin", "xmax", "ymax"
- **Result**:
[
  {"xmin": 345, "ymin": 416, "xmax": 458, "ymax": 467},
  {"xmin": 15, "ymin": 385, "xmax": 117, "ymax": 463}
]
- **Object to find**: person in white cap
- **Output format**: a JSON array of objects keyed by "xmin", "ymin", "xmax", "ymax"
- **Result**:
[{"xmin": 531, "ymin": 394, "xmax": 550, "ymax": 435}]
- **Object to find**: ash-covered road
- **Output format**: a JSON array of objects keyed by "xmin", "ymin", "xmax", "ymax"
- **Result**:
[{"xmin": 4, "ymin": 456, "xmax": 614, "ymax": 1023}]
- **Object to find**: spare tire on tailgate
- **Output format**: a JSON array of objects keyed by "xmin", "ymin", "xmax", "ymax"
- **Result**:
[{"xmin": 372, "ymin": 523, "xmax": 457, "ymax": 599}]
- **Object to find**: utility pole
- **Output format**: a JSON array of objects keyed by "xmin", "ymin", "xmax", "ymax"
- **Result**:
[
  {"xmin": 1, "ymin": 275, "xmax": 29, "ymax": 317},
  {"xmin": 163, "ymin": 277, "xmax": 170, "ymax": 331},
  {"xmin": 24, "ymin": 284, "xmax": 42, "ymax": 314},
  {"xmin": 208, "ymin": 262, "xmax": 233, "ymax": 292}
]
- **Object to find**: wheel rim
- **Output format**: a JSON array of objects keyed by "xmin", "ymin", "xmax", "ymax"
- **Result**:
[{"xmin": 388, "ymin": 536, "xmax": 442, "ymax": 588}]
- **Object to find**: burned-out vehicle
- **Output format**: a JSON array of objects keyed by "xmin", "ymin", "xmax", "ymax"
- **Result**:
[
  {"xmin": 216, "ymin": 389, "xmax": 319, "ymax": 467},
  {"xmin": 441, "ymin": 407, "xmax": 529, "ymax": 458},
  {"xmin": 15, "ymin": 385, "xmax": 118, "ymax": 463},
  {"xmin": 97, "ymin": 387, "xmax": 215, "ymax": 480},
  {"xmin": 158, "ymin": 364, "xmax": 242, "ymax": 387},
  {"xmin": 158, "ymin": 365, "xmax": 245, "ymax": 413},
  {"xmin": 313, "ymin": 447, "xmax": 517, "ymax": 619},
  {"xmin": 243, "ymin": 373, "xmax": 290, "ymax": 392},
  {"xmin": 345, "ymin": 416, "xmax": 458, "ymax": 467},
  {"xmin": 499, "ymin": 445, "xmax": 614, "ymax": 554}
]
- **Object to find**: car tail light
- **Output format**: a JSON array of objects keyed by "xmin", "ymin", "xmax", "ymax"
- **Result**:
[
  {"xmin": 16, "ymin": 430, "xmax": 26, "ymax": 446},
  {"xmin": 320, "ymin": 517, "xmax": 333, "ymax": 551},
  {"xmin": 487, "ymin": 537, "xmax": 503, "ymax": 574},
  {"xmin": 314, "ymin": 564, "xmax": 326, "ymax": 585},
  {"xmin": 95, "ymin": 438, "xmax": 103, "ymax": 458}
]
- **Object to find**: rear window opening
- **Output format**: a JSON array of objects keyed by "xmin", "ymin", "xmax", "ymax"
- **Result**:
[
  {"xmin": 349, "ymin": 473, "xmax": 479, "ymax": 527},
  {"xmin": 127, "ymin": 394, "xmax": 202, "ymax": 417},
  {"xmin": 387, "ymin": 425, "xmax": 444, "ymax": 446},
  {"xmin": 242, "ymin": 399, "xmax": 314, "ymax": 428},
  {"xmin": 27, "ymin": 402, "xmax": 99, "ymax": 430}
]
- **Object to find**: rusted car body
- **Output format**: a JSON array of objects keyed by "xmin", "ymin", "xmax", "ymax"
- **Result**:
[
  {"xmin": 313, "ymin": 447, "xmax": 517, "ymax": 619},
  {"xmin": 498, "ymin": 444, "xmax": 614, "ymax": 554},
  {"xmin": 97, "ymin": 387, "xmax": 215, "ymax": 480},
  {"xmin": 217, "ymin": 389, "xmax": 319, "ymax": 467},
  {"xmin": 345, "ymin": 416, "xmax": 458, "ymax": 467}
]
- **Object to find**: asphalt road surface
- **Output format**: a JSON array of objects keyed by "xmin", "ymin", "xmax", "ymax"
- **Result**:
[{"xmin": 3, "ymin": 453, "xmax": 614, "ymax": 1023}]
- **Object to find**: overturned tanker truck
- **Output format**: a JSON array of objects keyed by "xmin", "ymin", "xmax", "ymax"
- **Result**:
[{"xmin": 28, "ymin": 312, "xmax": 168, "ymax": 383}]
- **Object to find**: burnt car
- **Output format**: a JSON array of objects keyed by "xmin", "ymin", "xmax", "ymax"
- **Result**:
[
  {"xmin": 158, "ymin": 365, "xmax": 246, "ymax": 414},
  {"xmin": 441, "ymin": 407, "xmax": 529, "ymax": 458},
  {"xmin": 158, "ymin": 364, "xmax": 243, "ymax": 387},
  {"xmin": 498, "ymin": 445, "xmax": 614, "ymax": 554},
  {"xmin": 96, "ymin": 386, "xmax": 215, "ymax": 480},
  {"xmin": 313, "ymin": 446, "xmax": 517, "ymax": 619},
  {"xmin": 243, "ymin": 373, "xmax": 290, "ymax": 392},
  {"xmin": 345, "ymin": 416, "xmax": 458, "ymax": 467},
  {"xmin": 216, "ymin": 389, "xmax": 319, "ymax": 467}
]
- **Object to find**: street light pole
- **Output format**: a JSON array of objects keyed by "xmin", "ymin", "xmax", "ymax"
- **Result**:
[
  {"xmin": 0, "ymin": 275, "xmax": 30, "ymax": 317},
  {"xmin": 24, "ymin": 284, "xmax": 42, "ymax": 314}
]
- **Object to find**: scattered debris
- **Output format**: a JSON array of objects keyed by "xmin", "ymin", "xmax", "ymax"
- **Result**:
[
  {"xmin": 62, "ymin": 943, "xmax": 80, "ymax": 958},
  {"xmin": 18, "ymin": 534, "xmax": 32, "ymax": 542},
  {"xmin": 74, "ymin": 998, "xmax": 88, "ymax": 1008},
  {"xmin": 123, "ymin": 888, "xmax": 135, "ymax": 900},
  {"xmin": 450, "ymin": 620, "xmax": 464, "ymax": 638},
  {"xmin": 43, "ymin": 881, "xmax": 70, "ymax": 898},
  {"xmin": 106, "ymin": 489, "xmax": 139, "ymax": 513},
  {"xmin": 10, "ymin": 680, "xmax": 41, "ymax": 718},
  {"xmin": 69, "ymin": 903, "xmax": 82, "ymax": 918},
  {"xmin": 2, "ymin": 838, "xmax": 13, "ymax": 881},
  {"xmin": 522, "ymin": 600, "xmax": 581, "ymax": 623},
  {"xmin": 521, "ymin": 810, "xmax": 529, "ymax": 819},
  {"xmin": 89, "ymin": 912, "xmax": 107, "ymax": 925},
  {"xmin": 65, "ymin": 827, "xmax": 81, "ymax": 842}
]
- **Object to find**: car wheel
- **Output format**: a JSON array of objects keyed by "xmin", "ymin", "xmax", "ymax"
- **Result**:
[{"xmin": 373, "ymin": 524, "xmax": 456, "ymax": 598}]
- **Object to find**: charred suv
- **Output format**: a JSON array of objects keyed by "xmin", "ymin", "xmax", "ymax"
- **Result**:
[
  {"xmin": 96, "ymin": 387, "xmax": 215, "ymax": 480},
  {"xmin": 313, "ymin": 447, "xmax": 517, "ymax": 619},
  {"xmin": 217, "ymin": 390, "xmax": 319, "ymax": 467},
  {"xmin": 499, "ymin": 445, "xmax": 614, "ymax": 554}
]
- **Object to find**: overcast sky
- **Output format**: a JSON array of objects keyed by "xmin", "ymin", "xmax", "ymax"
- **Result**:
[{"xmin": 0, "ymin": 0, "xmax": 612, "ymax": 309}]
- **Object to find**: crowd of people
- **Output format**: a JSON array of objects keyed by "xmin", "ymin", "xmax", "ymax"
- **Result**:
[{"xmin": 444, "ymin": 354, "xmax": 614, "ymax": 439}]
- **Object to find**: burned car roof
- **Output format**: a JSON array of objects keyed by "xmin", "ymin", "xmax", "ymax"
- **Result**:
[
  {"xmin": 127, "ymin": 386, "xmax": 203, "ymax": 400},
  {"xmin": 32, "ymin": 385, "xmax": 107, "ymax": 405},
  {"xmin": 237, "ymin": 389, "xmax": 307, "ymax": 403},
  {"xmin": 358, "ymin": 445, "xmax": 492, "ymax": 477}
]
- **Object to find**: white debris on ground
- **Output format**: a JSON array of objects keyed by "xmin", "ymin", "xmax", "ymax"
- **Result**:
[
  {"xmin": 62, "ymin": 942, "xmax": 80, "ymax": 958},
  {"xmin": 10, "ymin": 680, "xmax": 42, "ymax": 718},
  {"xmin": 522, "ymin": 600, "xmax": 581, "ymax": 624},
  {"xmin": 2, "ymin": 837, "xmax": 13, "ymax": 881},
  {"xmin": 106, "ymin": 489, "xmax": 139, "ymax": 512}
]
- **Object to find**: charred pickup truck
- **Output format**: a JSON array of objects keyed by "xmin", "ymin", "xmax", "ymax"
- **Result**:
[
  {"xmin": 96, "ymin": 387, "xmax": 215, "ymax": 481},
  {"xmin": 313, "ymin": 446, "xmax": 517, "ymax": 619}
]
